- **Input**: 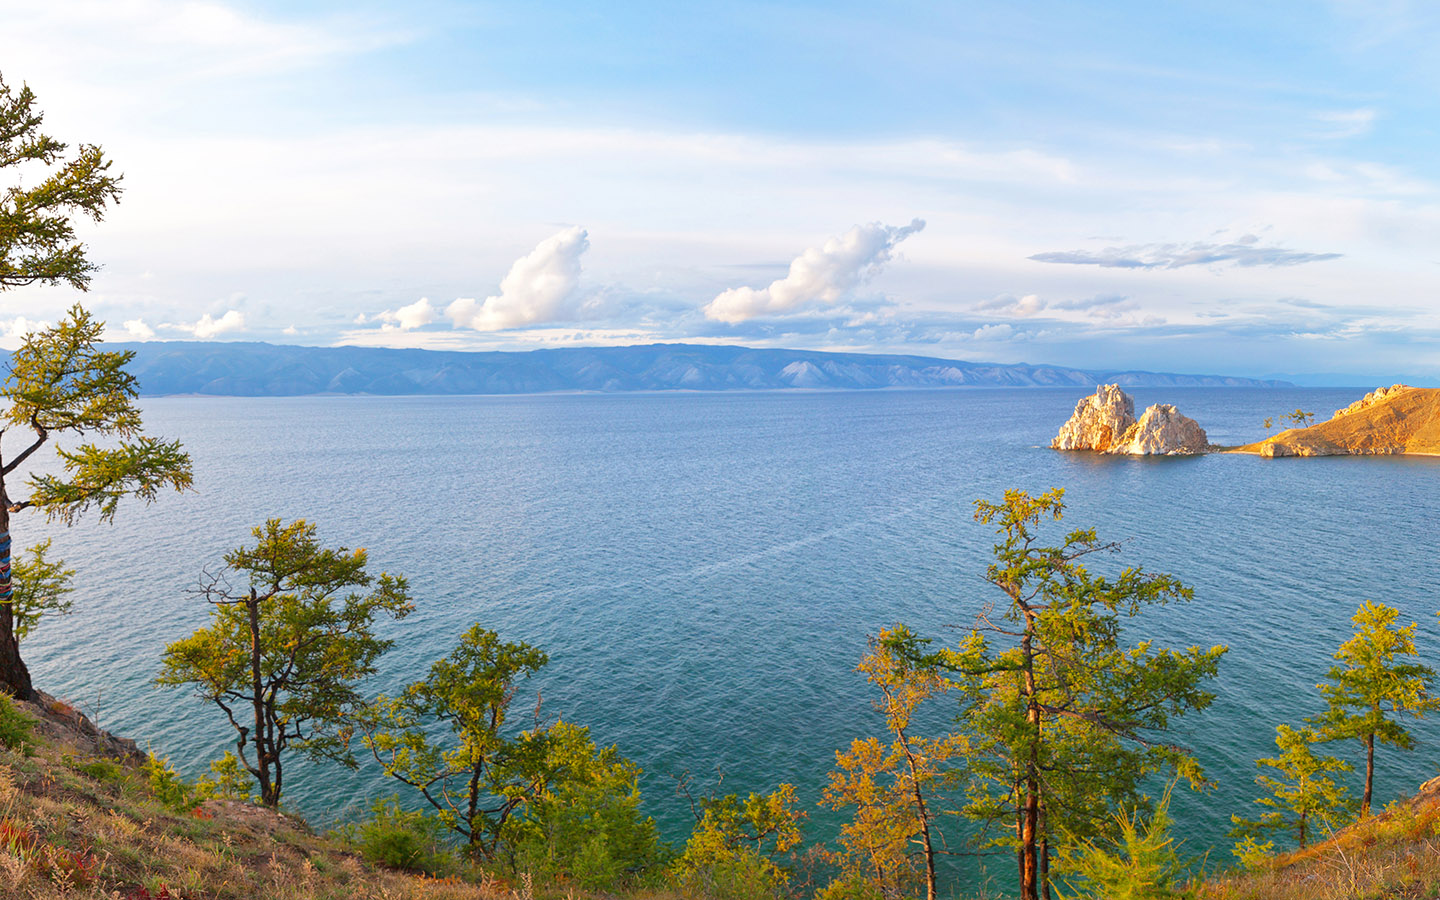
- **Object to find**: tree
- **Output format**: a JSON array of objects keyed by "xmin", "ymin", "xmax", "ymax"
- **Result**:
[
  {"xmin": 359, "ymin": 624, "xmax": 555, "ymax": 859},
  {"xmin": 1308, "ymin": 601, "xmax": 1436, "ymax": 817},
  {"xmin": 1283, "ymin": 409, "xmax": 1315, "ymax": 429},
  {"xmin": 157, "ymin": 519, "xmax": 413, "ymax": 807},
  {"xmin": 923, "ymin": 489, "xmax": 1225, "ymax": 900},
  {"xmin": 1, "ymin": 305, "xmax": 192, "ymax": 698},
  {"xmin": 1, "ymin": 72, "xmax": 122, "ymax": 290},
  {"xmin": 670, "ymin": 782, "xmax": 806, "ymax": 899},
  {"xmin": 1262, "ymin": 417, "xmax": 1274, "ymax": 434},
  {"xmin": 1, "ymin": 73, "xmax": 147, "ymax": 699},
  {"xmin": 820, "ymin": 626, "xmax": 966, "ymax": 900},
  {"xmin": 1230, "ymin": 724, "xmax": 1354, "ymax": 852},
  {"xmin": 10, "ymin": 539, "xmax": 74, "ymax": 642}
]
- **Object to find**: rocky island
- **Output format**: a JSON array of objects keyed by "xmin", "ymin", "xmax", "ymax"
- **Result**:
[
  {"xmin": 1237, "ymin": 384, "xmax": 1440, "ymax": 457},
  {"xmin": 1052, "ymin": 384, "xmax": 1210, "ymax": 455}
]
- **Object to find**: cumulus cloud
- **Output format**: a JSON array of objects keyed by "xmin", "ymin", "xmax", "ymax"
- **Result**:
[
  {"xmin": 371, "ymin": 297, "xmax": 438, "ymax": 332},
  {"xmin": 970, "ymin": 323, "xmax": 1015, "ymax": 341},
  {"xmin": 448, "ymin": 227, "xmax": 590, "ymax": 331},
  {"xmin": 164, "ymin": 309, "xmax": 246, "ymax": 338},
  {"xmin": 1029, "ymin": 235, "xmax": 1341, "ymax": 269},
  {"xmin": 703, "ymin": 219, "xmax": 925, "ymax": 323},
  {"xmin": 0, "ymin": 317, "xmax": 50, "ymax": 338},
  {"xmin": 122, "ymin": 319, "xmax": 156, "ymax": 339}
]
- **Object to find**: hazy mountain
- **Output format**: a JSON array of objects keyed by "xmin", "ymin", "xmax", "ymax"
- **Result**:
[{"xmin": 98, "ymin": 341, "xmax": 1289, "ymax": 396}]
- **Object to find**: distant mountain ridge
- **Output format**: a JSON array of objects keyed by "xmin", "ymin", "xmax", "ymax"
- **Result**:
[{"xmin": 94, "ymin": 341, "xmax": 1288, "ymax": 396}]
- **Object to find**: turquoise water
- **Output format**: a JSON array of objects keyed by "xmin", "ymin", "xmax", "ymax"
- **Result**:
[{"xmin": 18, "ymin": 387, "xmax": 1440, "ymax": 892}]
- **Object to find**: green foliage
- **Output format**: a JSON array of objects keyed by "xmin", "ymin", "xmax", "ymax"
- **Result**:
[
  {"xmin": 1231, "ymin": 724, "xmax": 1354, "ymax": 851},
  {"xmin": 1283, "ymin": 409, "xmax": 1315, "ymax": 429},
  {"xmin": 143, "ymin": 751, "xmax": 199, "ymax": 813},
  {"xmin": 72, "ymin": 755, "xmax": 125, "ymax": 785},
  {"xmin": 9, "ymin": 539, "xmax": 75, "ymax": 641},
  {"xmin": 1056, "ymin": 783, "xmax": 1196, "ymax": 900},
  {"xmin": 821, "ymin": 625, "xmax": 965, "ymax": 900},
  {"xmin": 0, "ymin": 691, "xmax": 34, "ymax": 752},
  {"xmin": 0, "ymin": 72, "xmax": 123, "ymax": 291},
  {"xmin": 1229, "ymin": 834, "xmax": 1274, "ymax": 870},
  {"xmin": 340, "ymin": 795, "xmax": 453, "ymax": 874},
  {"xmin": 509, "ymin": 721, "xmax": 667, "ymax": 889},
  {"xmin": 196, "ymin": 752, "xmax": 251, "ymax": 801},
  {"xmin": 360, "ymin": 624, "xmax": 548, "ymax": 858},
  {"xmin": 912, "ymin": 488, "xmax": 1226, "ymax": 900},
  {"xmin": 157, "ymin": 519, "xmax": 413, "ymax": 807},
  {"xmin": 1309, "ymin": 601, "xmax": 1436, "ymax": 816},
  {"xmin": 670, "ymin": 784, "xmax": 805, "ymax": 900}
]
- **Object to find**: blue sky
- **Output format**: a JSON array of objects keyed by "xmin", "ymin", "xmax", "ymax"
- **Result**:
[{"xmin": 2, "ymin": 0, "xmax": 1438, "ymax": 380}]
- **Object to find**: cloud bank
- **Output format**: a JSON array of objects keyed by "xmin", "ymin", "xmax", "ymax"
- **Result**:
[
  {"xmin": 162, "ymin": 309, "xmax": 246, "ymax": 339},
  {"xmin": 1029, "ymin": 235, "xmax": 1341, "ymax": 270},
  {"xmin": 448, "ymin": 227, "xmax": 590, "ymax": 331},
  {"xmin": 703, "ymin": 219, "xmax": 925, "ymax": 323}
]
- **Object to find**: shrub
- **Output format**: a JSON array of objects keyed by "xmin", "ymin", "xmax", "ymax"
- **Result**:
[
  {"xmin": 143, "ymin": 752, "xmax": 199, "ymax": 812},
  {"xmin": 0, "ymin": 692, "xmax": 35, "ymax": 754},
  {"xmin": 342, "ymin": 795, "xmax": 453, "ymax": 874}
]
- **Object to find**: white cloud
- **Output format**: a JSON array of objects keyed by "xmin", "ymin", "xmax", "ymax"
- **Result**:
[
  {"xmin": 0, "ymin": 317, "xmax": 50, "ymax": 338},
  {"xmin": 971, "ymin": 323, "xmax": 1015, "ymax": 341},
  {"xmin": 164, "ymin": 309, "xmax": 245, "ymax": 338},
  {"xmin": 448, "ymin": 227, "xmax": 590, "ymax": 331},
  {"xmin": 122, "ymin": 318, "xmax": 156, "ymax": 339},
  {"xmin": 976, "ymin": 293, "xmax": 1047, "ymax": 316},
  {"xmin": 1313, "ymin": 108, "xmax": 1378, "ymax": 139},
  {"xmin": 374, "ymin": 297, "xmax": 438, "ymax": 332},
  {"xmin": 704, "ymin": 219, "xmax": 925, "ymax": 323},
  {"xmin": 282, "ymin": 324, "xmax": 299, "ymax": 335}
]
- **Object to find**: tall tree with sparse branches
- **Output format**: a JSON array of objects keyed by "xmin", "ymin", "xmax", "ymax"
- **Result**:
[
  {"xmin": 0, "ymin": 73, "xmax": 187, "ymax": 699},
  {"xmin": 917, "ymin": 489, "xmax": 1226, "ymax": 900}
]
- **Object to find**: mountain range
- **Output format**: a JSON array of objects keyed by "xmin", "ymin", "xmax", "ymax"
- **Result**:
[{"xmin": 94, "ymin": 341, "xmax": 1288, "ymax": 396}]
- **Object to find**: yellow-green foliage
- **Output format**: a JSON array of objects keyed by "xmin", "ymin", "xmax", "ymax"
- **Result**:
[
  {"xmin": 670, "ymin": 784, "xmax": 805, "ymax": 900},
  {"xmin": 1057, "ymin": 783, "xmax": 1196, "ymax": 900},
  {"xmin": 0, "ymin": 693, "xmax": 34, "ymax": 754}
]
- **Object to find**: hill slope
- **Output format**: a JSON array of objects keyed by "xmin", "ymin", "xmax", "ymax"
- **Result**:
[
  {"xmin": 1237, "ymin": 385, "xmax": 1440, "ymax": 457},
  {"xmin": 97, "ymin": 341, "xmax": 1286, "ymax": 397}
]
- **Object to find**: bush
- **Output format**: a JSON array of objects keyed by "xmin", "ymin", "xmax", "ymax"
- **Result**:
[
  {"xmin": 342, "ymin": 796, "xmax": 452, "ymax": 874},
  {"xmin": 0, "ymin": 692, "xmax": 35, "ymax": 754},
  {"xmin": 143, "ymin": 752, "xmax": 199, "ymax": 812}
]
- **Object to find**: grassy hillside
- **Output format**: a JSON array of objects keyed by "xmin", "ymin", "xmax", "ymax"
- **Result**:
[
  {"xmin": 1198, "ymin": 777, "xmax": 1440, "ymax": 900},
  {"xmin": 0, "ymin": 691, "xmax": 694, "ymax": 900}
]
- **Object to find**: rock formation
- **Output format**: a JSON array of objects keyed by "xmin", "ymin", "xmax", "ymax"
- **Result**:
[
  {"xmin": 1052, "ymin": 384, "xmax": 1135, "ymax": 452},
  {"xmin": 1051, "ymin": 385, "xmax": 1209, "ymax": 455},
  {"xmin": 1239, "ymin": 385, "xmax": 1440, "ymax": 457}
]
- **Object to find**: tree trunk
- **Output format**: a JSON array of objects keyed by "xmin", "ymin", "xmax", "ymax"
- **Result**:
[
  {"xmin": 248, "ymin": 591, "xmax": 280, "ymax": 807},
  {"xmin": 1040, "ymin": 802, "xmax": 1052, "ymax": 900},
  {"xmin": 0, "ymin": 503, "xmax": 36, "ymax": 701},
  {"xmin": 1020, "ymin": 624, "xmax": 1041, "ymax": 900},
  {"xmin": 1362, "ymin": 733, "xmax": 1375, "ymax": 818}
]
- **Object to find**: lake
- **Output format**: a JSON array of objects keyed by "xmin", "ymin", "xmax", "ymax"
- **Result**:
[{"xmin": 19, "ymin": 386, "xmax": 1440, "ymax": 892}]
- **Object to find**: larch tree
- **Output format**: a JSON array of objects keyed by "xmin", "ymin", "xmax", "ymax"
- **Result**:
[
  {"xmin": 0, "ymin": 74, "xmax": 191, "ymax": 699},
  {"xmin": 1231, "ymin": 724, "xmax": 1354, "ymax": 853},
  {"xmin": 358, "ymin": 624, "xmax": 556, "ymax": 859},
  {"xmin": 820, "ymin": 625, "xmax": 966, "ymax": 900},
  {"xmin": 925, "ymin": 488, "xmax": 1226, "ymax": 900},
  {"xmin": 157, "ymin": 519, "xmax": 414, "ymax": 807},
  {"xmin": 1308, "ymin": 601, "xmax": 1436, "ymax": 817}
]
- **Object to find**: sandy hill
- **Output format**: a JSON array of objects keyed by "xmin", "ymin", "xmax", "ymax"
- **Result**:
[{"xmin": 1236, "ymin": 385, "xmax": 1440, "ymax": 457}]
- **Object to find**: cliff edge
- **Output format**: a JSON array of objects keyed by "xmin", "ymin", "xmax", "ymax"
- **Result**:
[{"xmin": 1236, "ymin": 385, "xmax": 1440, "ymax": 457}]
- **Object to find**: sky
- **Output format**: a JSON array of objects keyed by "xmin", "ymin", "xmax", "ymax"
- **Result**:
[{"xmin": 2, "ymin": 0, "xmax": 1439, "ymax": 381}]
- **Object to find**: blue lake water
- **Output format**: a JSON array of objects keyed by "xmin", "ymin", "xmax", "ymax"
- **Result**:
[{"xmin": 17, "ymin": 387, "xmax": 1440, "ymax": 893}]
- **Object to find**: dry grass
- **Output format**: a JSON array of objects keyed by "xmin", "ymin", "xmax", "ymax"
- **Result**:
[
  {"xmin": 1197, "ymin": 783, "xmax": 1440, "ymax": 900},
  {"xmin": 0, "ymin": 696, "xmax": 699, "ymax": 900}
]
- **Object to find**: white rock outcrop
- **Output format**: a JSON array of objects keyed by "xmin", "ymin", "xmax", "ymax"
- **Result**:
[
  {"xmin": 1110, "ymin": 403, "xmax": 1209, "ymax": 455},
  {"xmin": 1332, "ymin": 384, "xmax": 1413, "ymax": 420},
  {"xmin": 1051, "ymin": 384, "xmax": 1135, "ymax": 452},
  {"xmin": 1052, "ymin": 385, "xmax": 1209, "ymax": 456}
]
